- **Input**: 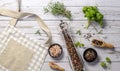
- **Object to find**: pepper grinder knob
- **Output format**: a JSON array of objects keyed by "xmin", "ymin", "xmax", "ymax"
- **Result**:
[{"xmin": 59, "ymin": 20, "xmax": 68, "ymax": 30}]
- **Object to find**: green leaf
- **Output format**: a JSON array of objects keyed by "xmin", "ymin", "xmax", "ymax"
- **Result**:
[
  {"xmin": 35, "ymin": 30, "xmax": 41, "ymax": 36},
  {"xmin": 43, "ymin": 8, "xmax": 49, "ymax": 13},
  {"xmin": 76, "ymin": 30, "xmax": 81, "ymax": 35},
  {"xmin": 74, "ymin": 41, "xmax": 80, "ymax": 47},
  {"xmin": 74, "ymin": 41, "xmax": 84, "ymax": 47},
  {"xmin": 106, "ymin": 57, "xmax": 111, "ymax": 63},
  {"xmin": 100, "ymin": 62, "xmax": 107, "ymax": 68},
  {"xmin": 81, "ymin": 43, "xmax": 85, "ymax": 47},
  {"xmin": 82, "ymin": 6, "xmax": 104, "ymax": 28}
]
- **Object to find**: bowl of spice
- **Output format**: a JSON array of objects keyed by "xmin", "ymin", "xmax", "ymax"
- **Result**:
[
  {"xmin": 48, "ymin": 43, "xmax": 63, "ymax": 59},
  {"xmin": 83, "ymin": 48, "xmax": 97, "ymax": 62}
]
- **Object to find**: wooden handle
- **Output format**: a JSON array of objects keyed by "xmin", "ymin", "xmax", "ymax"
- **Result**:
[{"xmin": 49, "ymin": 62, "xmax": 65, "ymax": 71}]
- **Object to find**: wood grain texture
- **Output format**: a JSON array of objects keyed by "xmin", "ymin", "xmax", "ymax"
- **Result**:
[{"xmin": 0, "ymin": 0, "xmax": 120, "ymax": 71}]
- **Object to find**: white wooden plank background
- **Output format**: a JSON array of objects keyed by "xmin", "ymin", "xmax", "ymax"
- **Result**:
[{"xmin": 0, "ymin": 0, "xmax": 120, "ymax": 71}]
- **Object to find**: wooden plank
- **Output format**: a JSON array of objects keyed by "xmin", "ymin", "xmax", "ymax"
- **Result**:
[
  {"xmin": 42, "ymin": 62, "xmax": 120, "ymax": 71},
  {"xmin": 22, "ymin": 7, "xmax": 120, "ymax": 20},
  {"xmin": 21, "ymin": 7, "xmax": 120, "ymax": 20},
  {"xmin": 21, "ymin": 0, "xmax": 120, "ymax": 7},
  {"xmin": 1, "ymin": 0, "xmax": 120, "ymax": 7},
  {"xmin": 0, "ymin": 21, "xmax": 120, "ymax": 34},
  {"xmin": 0, "ymin": 7, "xmax": 120, "ymax": 20},
  {"xmin": 0, "ymin": 20, "xmax": 120, "ymax": 26},
  {"xmin": 12, "ymin": 33, "xmax": 120, "ymax": 47},
  {"xmin": 0, "ymin": 0, "xmax": 17, "ymax": 10}
]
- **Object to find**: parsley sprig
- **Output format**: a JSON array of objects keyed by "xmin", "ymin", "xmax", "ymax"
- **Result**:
[{"xmin": 82, "ymin": 6, "xmax": 104, "ymax": 28}]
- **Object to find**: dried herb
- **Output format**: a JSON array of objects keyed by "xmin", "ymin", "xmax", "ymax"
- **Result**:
[
  {"xmin": 84, "ymin": 33, "xmax": 92, "ymax": 41},
  {"xmin": 82, "ymin": 6, "xmax": 104, "ymax": 28},
  {"xmin": 74, "ymin": 41, "xmax": 84, "ymax": 47},
  {"xmin": 91, "ymin": 24, "xmax": 103, "ymax": 34},
  {"xmin": 35, "ymin": 30, "xmax": 41, "ymax": 36},
  {"xmin": 44, "ymin": 2, "xmax": 72, "ymax": 20}
]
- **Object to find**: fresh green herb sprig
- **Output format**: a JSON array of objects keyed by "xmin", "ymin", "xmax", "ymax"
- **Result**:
[
  {"xmin": 106, "ymin": 57, "xmax": 111, "ymax": 63},
  {"xmin": 35, "ymin": 30, "xmax": 41, "ymax": 36},
  {"xmin": 44, "ymin": 2, "xmax": 72, "ymax": 20},
  {"xmin": 76, "ymin": 30, "xmax": 81, "ymax": 35},
  {"xmin": 74, "ymin": 41, "xmax": 84, "ymax": 47},
  {"xmin": 75, "ymin": 29, "xmax": 84, "ymax": 47},
  {"xmin": 82, "ymin": 6, "xmax": 104, "ymax": 28},
  {"xmin": 100, "ymin": 62, "xmax": 107, "ymax": 68},
  {"xmin": 100, "ymin": 57, "xmax": 111, "ymax": 68}
]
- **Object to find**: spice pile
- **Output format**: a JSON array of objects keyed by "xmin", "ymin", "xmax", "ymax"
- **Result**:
[
  {"xmin": 83, "ymin": 48, "xmax": 97, "ymax": 62},
  {"xmin": 92, "ymin": 39, "xmax": 114, "ymax": 49},
  {"xmin": 48, "ymin": 44, "xmax": 62, "ymax": 58}
]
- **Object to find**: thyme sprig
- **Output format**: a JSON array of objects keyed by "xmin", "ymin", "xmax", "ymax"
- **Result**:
[{"xmin": 44, "ymin": 2, "xmax": 72, "ymax": 20}]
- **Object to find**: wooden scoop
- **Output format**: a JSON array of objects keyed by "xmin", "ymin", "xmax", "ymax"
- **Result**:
[
  {"xmin": 92, "ymin": 39, "xmax": 114, "ymax": 49},
  {"xmin": 49, "ymin": 62, "xmax": 65, "ymax": 71}
]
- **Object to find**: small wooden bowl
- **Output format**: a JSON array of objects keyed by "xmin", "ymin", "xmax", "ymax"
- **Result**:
[
  {"xmin": 48, "ymin": 43, "xmax": 63, "ymax": 59},
  {"xmin": 83, "ymin": 48, "xmax": 97, "ymax": 62}
]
